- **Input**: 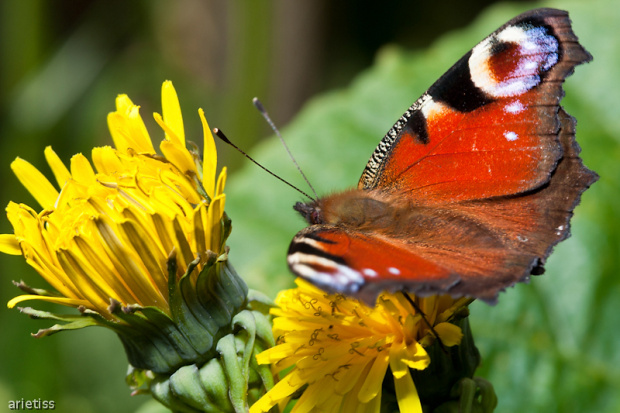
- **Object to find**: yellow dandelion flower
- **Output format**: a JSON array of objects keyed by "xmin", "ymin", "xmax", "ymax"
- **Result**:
[
  {"xmin": 1, "ymin": 81, "xmax": 277, "ymax": 412},
  {"xmin": 0, "ymin": 80, "xmax": 226, "ymax": 320},
  {"xmin": 251, "ymin": 278, "xmax": 471, "ymax": 413}
]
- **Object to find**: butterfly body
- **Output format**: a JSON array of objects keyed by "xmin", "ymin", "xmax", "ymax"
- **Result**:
[{"xmin": 288, "ymin": 8, "xmax": 597, "ymax": 304}]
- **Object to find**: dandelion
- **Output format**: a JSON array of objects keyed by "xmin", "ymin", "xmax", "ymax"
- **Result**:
[
  {"xmin": 251, "ymin": 278, "xmax": 479, "ymax": 413},
  {"xmin": 1, "ymin": 81, "xmax": 224, "ymax": 317},
  {"xmin": 0, "ymin": 81, "xmax": 274, "ymax": 412}
]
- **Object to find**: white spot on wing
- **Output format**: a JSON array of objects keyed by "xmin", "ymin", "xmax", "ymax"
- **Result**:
[
  {"xmin": 293, "ymin": 237, "xmax": 323, "ymax": 249},
  {"xmin": 505, "ymin": 100, "xmax": 525, "ymax": 114},
  {"xmin": 420, "ymin": 96, "xmax": 447, "ymax": 119},
  {"xmin": 496, "ymin": 26, "xmax": 529, "ymax": 43},
  {"xmin": 388, "ymin": 267, "xmax": 401, "ymax": 275},
  {"xmin": 504, "ymin": 131, "xmax": 518, "ymax": 141},
  {"xmin": 288, "ymin": 251, "xmax": 365, "ymax": 292},
  {"xmin": 363, "ymin": 268, "xmax": 378, "ymax": 277}
]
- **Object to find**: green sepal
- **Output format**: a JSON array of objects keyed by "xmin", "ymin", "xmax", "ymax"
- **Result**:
[
  {"xmin": 194, "ymin": 253, "xmax": 247, "ymax": 326},
  {"xmin": 126, "ymin": 366, "xmax": 153, "ymax": 396},
  {"xmin": 246, "ymin": 289, "xmax": 275, "ymax": 315},
  {"xmin": 168, "ymin": 256, "xmax": 220, "ymax": 355},
  {"xmin": 128, "ymin": 307, "xmax": 276, "ymax": 413},
  {"xmin": 199, "ymin": 359, "xmax": 235, "ymax": 412},
  {"xmin": 168, "ymin": 365, "xmax": 225, "ymax": 412},
  {"xmin": 12, "ymin": 280, "xmax": 64, "ymax": 297},
  {"xmin": 218, "ymin": 213, "xmax": 232, "ymax": 253},
  {"xmin": 218, "ymin": 334, "xmax": 246, "ymax": 413},
  {"xmin": 109, "ymin": 302, "xmax": 199, "ymax": 373},
  {"xmin": 432, "ymin": 377, "xmax": 498, "ymax": 413},
  {"xmin": 17, "ymin": 306, "xmax": 102, "ymax": 338},
  {"xmin": 112, "ymin": 252, "xmax": 251, "ymax": 374},
  {"xmin": 149, "ymin": 372, "xmax": 205, "ymax": 413}
]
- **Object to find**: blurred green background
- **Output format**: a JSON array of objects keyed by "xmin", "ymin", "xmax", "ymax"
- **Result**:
[{"xmin": 1, "ymin": 1, "xmax": 618, "ymax": 412}]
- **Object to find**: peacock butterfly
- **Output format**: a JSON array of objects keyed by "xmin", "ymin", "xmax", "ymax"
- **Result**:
[{"xmin": 287, "ymin": 8, "xmax": 597, "ymax": 305}]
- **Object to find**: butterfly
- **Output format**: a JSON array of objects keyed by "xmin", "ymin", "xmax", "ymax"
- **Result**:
[{"xmin": 287, "ymin": 8, "xmax": 597, "ymax": 305}]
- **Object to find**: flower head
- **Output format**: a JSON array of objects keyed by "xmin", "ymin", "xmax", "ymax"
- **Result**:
[
  {"xmin": 1, "ymin": 82, "xmax": 277, "ymax": 412},
  {"xmin": 252, "ymin": 278, "xmax": 471, "ymax": 413},
  {"xmin": 0, "ymin": 81, "xmax": 226, "ymax": 319}
]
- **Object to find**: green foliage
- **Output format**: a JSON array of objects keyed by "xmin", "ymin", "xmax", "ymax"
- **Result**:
[
  {"xmin": 226, "ymin": 1, "xmax": 620, "ymax": 412},
  {"xmin": 1, "ymin": 1, "xmax": 618, "ymax": 412}
]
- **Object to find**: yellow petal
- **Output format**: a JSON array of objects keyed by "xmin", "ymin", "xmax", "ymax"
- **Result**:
[
  {"xmin": 120, "ymin": 219, "xmax": 168, "ymax": 298},
  {"xmin": 157, "ymin": 115, "xmax": 196, "ymax": 175},
  {"xmin": 150, "ymin": 185, "xmax": 193, "ymax": 220},
  {"xmin": 293, "ymin": 379, "xmax": 326, "ymax": 413},
  {"xmin": 160, "ymin": 169, "xmax": 201, "ymax": 204},
  {"xmin": 115, "ymin": 94, "xmax": 135, "ymax": 112},
  {"xmin": 107, "ymin": 99, "xmax": 155, "ymax": 154},
  {"xmin": 161, "ymin": 80, "xmax": 185, "ymax": 145},
  {"xmin": 199, "ymin": 108, "xmax": 217, "ymax": 198},
  {"xmin": 107, "ymin": 112, "xmax": 129, "ymax": 152},
  {"xmin": 150, "ymin": 213, "xmax": 176, "ymax": 258},
  {"xmin": 388, "ymin": 340, "xmax": 411, "ymax": 379},
  {"xmin": 359, "ymin": 392, "xmax": 381, "ymax": 413},
  {"xmin": 22, "ymin": 239, "xmax": 83, "ymax": 299},
  {"xmin": 334, "ymin": 359, "xmax": 372, "ymax": 396},
  {"xmin": 94, "ymin": 216, "xmax": 164, "ymax": 307},
  {"xmin": 250, "ymin": 372, "xmax": 305, "ymax": 413},
  {"xmin": 7, "ymin": 294, "xmax": 89, "ymax": 309},
  {"xmin": 70, "ymin": 154, "xmax": 96, "ymax": 185},
  {"xmin": 208, "ymin": 194, "xmax": 225, "ymax": 253},
  {"xmin": 92, "ymin": 146, "xmax": 123, "ymax": 175},
  {"xmin": 0, "ymin": 234, "xmax": 21, "ymax": 255},
  {"xmin": 171, "ymin": 217, "xmax": 195, "ymax": 273},
  {"xmin": 124, "ymin": 105, "xmax": 156, "ymax": 153},
  {"xmin": 340, "ymin": 360, "xmax": 375, "ymax": 413},
  {"xmin": 436, "ymin": 296, "xmax": 473, "ymax": 323},
  {"xmin": 193, "ymin": 202, "xmax": 209, "ymax": 254},
  {"xmin": 419, "ymin": 295, "xmax": 438, "ymax": 323},
  {"xmin": 56, "ymin": 249, "xmax": 116, "ymax": 312},
  {"xmin": 403, "ymin": 340, "xmax": 430, "ymax": 370},
  {"xmin": 71, "ymin": 235, "xmax": 138, "ymax": 305},
  {"xmin": 11, "ymin": 158, "xmax": 59, "ymax": 209},
  {"xmin": 434, "ymin": 322, "xmax": 463, "ymax": 347},
  {"xmin": 215, "ymin": 166, "xmax": 227, "ymax": 197},
  {"xmin": 358, "ymin": 352, "xmax": 389, "ymax": 403},
  {"xmin": 390, "ymin": 366, "xmax": 422, "ymax": 413},
  {"xmin": 44, "ymin": 146, "xmax": 71, "ymax": 188},
  {"xmin": 254, "ymin": 342, "xmax": 297, "ymax": 365}
]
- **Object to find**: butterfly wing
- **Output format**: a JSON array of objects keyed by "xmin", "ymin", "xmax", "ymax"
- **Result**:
[
  {"xmin": 359, "ymin": 8, "xmax": 592, "ymax": 204},
  {"xmin": 288, "ymin": 225, "xmax": 459, "ymax": 304},
  {"xmin": 442, "ymin": 109, "xmax": 598, "ymax": 300},
  {"xmin": 288, "ymin": 9, "xmax": 597, "ymax": 304},
  {"xmin": 290, "ymin": 109, "xmax": 597, "ymax": 303}
]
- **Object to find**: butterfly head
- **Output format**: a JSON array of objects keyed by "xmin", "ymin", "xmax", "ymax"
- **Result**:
[{"xmin": 294, "ymin": 200, "xmax": 323, "ymax": 225}]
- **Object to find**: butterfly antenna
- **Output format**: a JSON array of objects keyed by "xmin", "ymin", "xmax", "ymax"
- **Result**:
[
  {"xmin": 403, "ymin": 293, "xmax": 448, "ymax": 354},
  {"xmin": 214, "ymin": 128, "xmax": 315, "ymax": 201},
  {"xmin": 253, "ymin": 97, "xmax": 319, "ymax": 200}
]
